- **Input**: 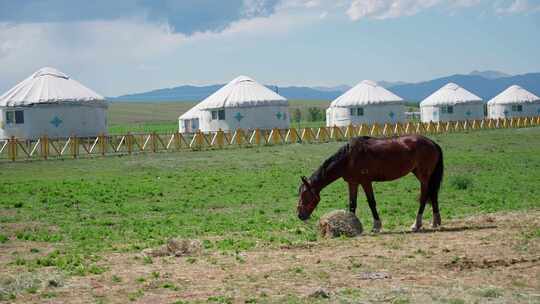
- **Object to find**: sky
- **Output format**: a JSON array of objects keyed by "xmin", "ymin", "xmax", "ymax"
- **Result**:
[{"xmin": 0, "ymin": 0, "xmax": 539, "ymax": 96}]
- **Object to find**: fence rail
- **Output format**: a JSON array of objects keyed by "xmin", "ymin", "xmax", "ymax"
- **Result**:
[{"xmin": 1, "ymin": 117, "xmax": 539, "ymax": 162}]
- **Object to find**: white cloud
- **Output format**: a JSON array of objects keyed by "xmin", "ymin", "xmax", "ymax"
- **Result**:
[
  {"xmin": 0, "ymin": 3, "xmax": 325, "ymax": 95},
  {"xmin": 0, "ymin": 0, "xmax": 536, "ymax": 95},
  {"xmin": 346, "ymin": 0, "xmax": 441, "ymax": 21},
  {"xmin": 495, "ymin": 0, "xmax": 540, "ymax": 15},
  {"xmin": 448, "ymin": 0, "xmax": 482, "ymax": 7},
  {"xmin": 345, "ymin": 0, "xmax": 538, "ymax": 21}
]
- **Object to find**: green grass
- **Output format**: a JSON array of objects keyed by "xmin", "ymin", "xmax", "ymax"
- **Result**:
[{"xmin": 0, "ymin": 127, "xmax": 539, "ymax": 275}]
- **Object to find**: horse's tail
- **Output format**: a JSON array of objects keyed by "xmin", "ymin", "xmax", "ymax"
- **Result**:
[{"xmin": 427, "ymin": 142, "xmax": 444, "ymax": 203}]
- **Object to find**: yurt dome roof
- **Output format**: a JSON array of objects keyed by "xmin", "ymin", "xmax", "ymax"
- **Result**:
[
  {"xmin": 420, "ymin": 83, "xmax": 482, "ymax": 107},
  {"xmin": 179, "ymin": 104, "xmax": 203, "ymax": 120},
  {"xmin": 197, "ymin": 75, "xmax": 287, "ymax": 110},
  {"xmin": 329, "ymin": 80, "xmax": 403, "ymax": 107},
  {"xmin": 0, "ymin": 67, "xmax": 105, "ymax": 107},
  {"xmin": 488, "ymin": 85, "xmax": 540, "ymax": 105}
]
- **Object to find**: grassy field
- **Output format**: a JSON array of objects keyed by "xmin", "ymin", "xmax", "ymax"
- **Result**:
[
  {"xmin": 107, "ymin": 100, "xmax": 334, "ymax": 133},
  {"xmin": 0, "ymin": 127, "xmax": 539, "ymax": 302}
]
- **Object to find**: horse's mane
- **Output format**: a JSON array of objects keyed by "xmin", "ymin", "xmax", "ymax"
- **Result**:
[{"xmin": 310, "ymin": 142, "xmax": 351, "ymax": 186}]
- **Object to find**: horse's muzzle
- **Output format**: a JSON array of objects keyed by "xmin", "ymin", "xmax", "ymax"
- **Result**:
[{"xmin": 298, "ymin": 213, "xmax": 310, "ymax": 221}]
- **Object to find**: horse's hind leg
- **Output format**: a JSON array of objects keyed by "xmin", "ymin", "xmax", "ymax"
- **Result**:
[
  {"xmin": 430, "ymin": 188, "xmax": 441, "ymax": 228},
  {"xmin": 361, "ymin": 182, "xmax": 382, "ymax": 233},
  {"xmin": 412, "ymin": 170, "xmax": 429, "ymax": 232}
]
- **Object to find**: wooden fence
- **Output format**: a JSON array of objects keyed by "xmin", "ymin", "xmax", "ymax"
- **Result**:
[{"xmin": 1, "ymin": 116, "xmax": 539, "ymax": 162}]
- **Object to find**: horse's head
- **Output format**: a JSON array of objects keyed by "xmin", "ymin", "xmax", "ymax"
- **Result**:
[{"xmin": 297, "ymin": 176, "xmax": 320, "ymax": 221}]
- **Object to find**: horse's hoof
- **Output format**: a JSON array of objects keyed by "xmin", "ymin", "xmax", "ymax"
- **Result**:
[
  {"xmin": 410, "ymin": 223, "xmax": 422, "ymax": 232},
  {"xmin": 432, "ymin": 214, "xmax": 442, "ymax": 228},
  {"xmin": 372, "ymin": 220, "xmax": 382, "ymax": 233}
]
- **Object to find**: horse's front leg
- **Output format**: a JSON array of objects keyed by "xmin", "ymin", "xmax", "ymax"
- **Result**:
[
  {"xmin": 347, "ymin": 182, "xmax": 358, "ymax": 213},
  {"xmin": 361, "ymin": 182, "xmax": 382, "ymax": 233}
]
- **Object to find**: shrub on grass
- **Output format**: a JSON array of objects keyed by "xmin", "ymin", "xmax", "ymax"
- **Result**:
[{"xmin": 450, "ymin": 175, "xmax": 473, "ymax": 190}]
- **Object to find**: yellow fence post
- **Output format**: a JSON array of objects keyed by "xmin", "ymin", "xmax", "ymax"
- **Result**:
[
  {"xmin": 344, "ymin": 124, "xmax": 355, "ymax": 139},
  {"xmin": 99, "ymin": 133, "xmax": 106, "ymax": 156},
  {"xmin": 414, "ymin": 122, "xmax": 423, "ymax": 134},
  {"xmin": 268, "ymin": 128, "xmax": 282, "ymax": 145},
  {"xmin": 330, "ymin": 125, "xmax": 343, "ymax": 141},
  {"xmin": 442, "ymin": 121, "xmax": 450, "ymax": 133},
  {"xmin": 191, "ymin": 130, "xmax": 204, "ymax": 149},
  {"xmin": 369, "ymin": 124, "xmax": 380, "ymax": 136},
  {"xmin": 249, "ymin": 128, "xmax": 262, "ymax": 145},
  {"xmin": 403, "ymin": 122, "xmax": 412, "ymax": 135},
  {"xmin": 231, "ymin": 128, "xmax": 246, "ymax": 146},
  {"xmin": 70, "ymin": 135, "xmax": 79, "ymax": 159},
  {"xmin": 126, "ymin": 132, "xmax": 133, "ymax": 154},
  {"xmin": 381, "ymin": 123, "xmax": 390, "ymax": 136},
  {"xmin": 8, "ymin": 136, "xmax": 16, "ymax": 161},
  {"xmin": 213, "ymin": 129, "xmax": 225, "ymax": 148},
  {"xmin": 150, "ymin": 132, "xmax": 156, "ymax": 153},
  {"xmin": 393, "ymin": 123, "xmax": 403, "ymax": 136},
  {"xmin": 285, "ymin": 128, "xmax": 299, "ymax": 144},
  {"xmin": 357, "ymin": 124, "xmax": 368, "ymax": 136},
  {"xmin": 301, "ymin": 128, "xmax": 314, "ymax": 143},
  {"xmin": 40, "ymin": 135, "xmax": 49, "ymax": 160},
  {"xmin": 316, "ymin": 127, "xmax": 329, "ymax": 142},
  {"xmin": 463, "ymin": 120, "xmax": 469, "ymax": 131}
]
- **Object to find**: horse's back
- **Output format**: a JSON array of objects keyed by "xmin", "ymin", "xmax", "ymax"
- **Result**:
[
  {"xmin": 347, "ymin": 135, "xmax": 440, "ymax": 181},
  {"xmin": 350, "ymin": 134, "xmax": 436, "ymax": 153}
]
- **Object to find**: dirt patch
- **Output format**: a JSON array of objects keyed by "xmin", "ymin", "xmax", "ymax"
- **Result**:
[
  {"xmin": 445, "ymin": 255, "xmax": 540, "ymax": 271},
  {"xmin": 5, "ymin": 210, "xmax": 540, "ymax": 303},
  {"xmin": 0, "ymin": 240, "xmax": 56, "ymax": 267}
]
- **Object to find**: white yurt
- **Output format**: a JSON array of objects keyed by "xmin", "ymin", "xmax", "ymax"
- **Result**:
[
  {"xmin": 326, "ymin": 80, "xmax": 405, "ymax": 127},
  {"xmin": 420, "ymin": 83, "xmax": 484, "ymax": 122},
  {"xmin": 178, "ymin": 104, "xmax": 202, "ymax": 133},
  {"xmin": 0, "ymin": 67, "xmax": 108, "ymax": 139},
  {"xmin": 182, "ymin": 75, "xmax": 289, "ymax": 132},
  {"xmin": 487, "ymin": 85, "xmax": 540, "ymax": 119}
]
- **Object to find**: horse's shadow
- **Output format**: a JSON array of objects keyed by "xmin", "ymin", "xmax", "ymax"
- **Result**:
[{"xmin": 371, "ymin": 224, "xmax": 498, "ymax": 236}]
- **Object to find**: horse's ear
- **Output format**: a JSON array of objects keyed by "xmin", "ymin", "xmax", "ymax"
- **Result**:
[{"xmin": 301, "ymin": 176, "xmax": 310, "ymax": 187}]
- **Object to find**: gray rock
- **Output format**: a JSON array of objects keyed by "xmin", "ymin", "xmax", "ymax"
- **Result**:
[
  {"xmin": 309, "ymin": 288, "xmax": 330, "ymax": 299},
  {"xmin": 142, "ymin": 238, "xmax": 202, "ymax": 257},
  {"xmin": 319, "ymin": 210, "xmax": 363, "ymax": 238},
  {"xmin": 167, "ymin": 238, "xmax": 202, "ymax": 256}
]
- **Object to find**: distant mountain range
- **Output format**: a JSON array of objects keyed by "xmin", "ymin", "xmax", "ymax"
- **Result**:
[
  {"xmin": 390, "ymin": 72, "xmax": 540, "ymax": 102},
  {"xmin": 111, "ymin": 71, "xmax": 540, "ymax": 103}
]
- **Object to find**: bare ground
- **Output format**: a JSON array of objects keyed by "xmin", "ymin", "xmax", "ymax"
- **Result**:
[{"xmin": 2, "ymin": 211, "xmax": 539, "ymax": 304}]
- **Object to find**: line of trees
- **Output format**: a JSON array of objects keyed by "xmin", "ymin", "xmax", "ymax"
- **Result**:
[{"xmin": 291, "ymin": 107, "xmax": 325, "ymax": 123}]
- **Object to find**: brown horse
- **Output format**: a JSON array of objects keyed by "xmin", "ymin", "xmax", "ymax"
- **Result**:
[{"xmin": 297, "ymin": 135, "xmax": 443, "ymax": 232}]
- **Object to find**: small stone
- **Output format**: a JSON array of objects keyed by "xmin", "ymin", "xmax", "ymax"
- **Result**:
[
  {"xmin": 47, "ymin": 278, "xmax": 62, "ymax": 288},
  {"xmin": 309, "ymin": 288, "xmax": 330, "ymax": 299},
  {"xmin": 319, "ymin": 210, "xmax": 363, "ymax": 238},
  {"xmin": 142, "ymin": 238, "xmax": 202, "ymax": 257},
  {"xmin": 167, "ymin": 238, "xmax": 202, "ymax": 256},
  {"xmin": 357, "ymin": 271, "xmax": 391, "ymax": 280}
]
